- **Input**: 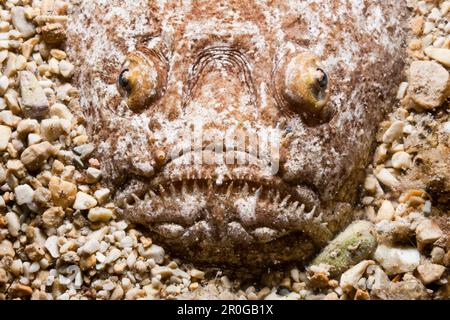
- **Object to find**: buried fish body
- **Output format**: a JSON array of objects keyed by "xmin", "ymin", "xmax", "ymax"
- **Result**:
[{"xmin": 67, "ymin": 1, "xmax": 408, "ymax": 266}]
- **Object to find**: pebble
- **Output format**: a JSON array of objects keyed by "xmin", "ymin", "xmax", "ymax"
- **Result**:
[
  {"xmin": 408, "ymin": 60, "xmax": 450, "ymax": 109},
  {"xmin": 42, "ymin": 206, "xmax": 65, "ymax": 228},
  {"xmin": 0, "ymin": 125, "xmax": 12, "ymax": 151},
  {"xmin": 20, "ymin": 141, "xmax": 54, "ymax": 171},
  {"xmin": 416, "ymin": 261, "xmax": 446, "ymax": 284},
  {"xmin": 382, "ymin": 121, "xmax": 404, "ymax": 144},
  {"xmin": 376, "ymin": 200, "xmax": 395, "ymax": 222},
  {"xmin": 44, "ymin": 235, "xmax": 59, "ymax": 258},
  {"xmin": 73, "ymin": 192, "xmax": 97, "ymax": 210},
  {"xmin": 0, "ymin": 240, "xmax": 15, "ymax": 257},
  {"xmin": 73, "ymin": 143, "xmax": 95, "ymax": 160},
  {"xmin": 88, "ymin": 207, "xmax": 113, "ymax": 222},
  {"xmin": 86, "ymin": 167, "xmax": 102, "ymax": 183},
  {"xmin": 11, "ymin": 7, "xmax": 35, "ymax": 38},
  {"xmin": 40, "ymin": 118, "xmax": 71, "ymax": 141},
  {"xmin": 339, "ymin": 260, "xmax": 375, "ymax": 293},
  {"xmin": 49, "ymin": 103, "xmax": 73, "ymax": 122},
  {"xmin": 59, "ymin": 60, "xmax": 74, "ymax": 78},
  {"xmin": 415, "ymin": 219, "xmax": 443, "ymax": 248},
  {"xmin": 391, "ymin": 151, "xmax": 412, "ymax": 170},
  {"xmin": 80, "ymin": 239, "xmax": 100, "ymax": 255},
  {"xmin": 311, "ymin": 221, "xmax": 377, "ymax": 277},
  {"xmin": 48, "ymin": 177, "xmax": 77, "ymax": 208},
  {"xmin": 94, "ymin": 188, "xmax": 110, "ymax": 204},
  {"xmin": 424, "ymin": 47, "xmax": 450, "ymax": 67},
  {"xmin": 430, "ymin": 247, "xmax": 445, "ymax": 264},
  {"xmin": 19, "ymin": 71, "xmax": 49, "ymax": 118},
  {"xmin": 14, "ymin": 184, "xmax": 35, "ymax": 205},
  {"xmin": 374, "ymin": 245, "xmax": 420, "ymax": 275},
  {"xmin": 5, "ymin": 212, "xmax": 20, "ymax": 237},
  {"xmin": 375, "ymin": 168, "xmax": 399, "ymax": 189}
]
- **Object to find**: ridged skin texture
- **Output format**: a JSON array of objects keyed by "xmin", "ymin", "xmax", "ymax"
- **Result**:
[{"xmin": 67, "ymin": 1, "xmax": 408, "ymax": 267}]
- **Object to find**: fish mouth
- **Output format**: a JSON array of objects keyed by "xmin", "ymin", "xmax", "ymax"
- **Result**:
[{"xmin": 114, "ymin": 150, "xmax": 331, "ymax": 246}]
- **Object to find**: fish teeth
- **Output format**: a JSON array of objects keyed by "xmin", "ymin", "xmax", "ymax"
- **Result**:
[
  {"xmin": 169, "ymin": 183, "xmax": 176, "ymax": 196},
  {"xmin": 280, "ymin": 195, "xmax": 291, "ymax": 208},
  {"xmin": 192, "ymin": 180, "xmax": 199, "ymax": 193},
  {"xmin": 226, "ymin": 181, "xmax": 234, "ymax": 198},
  {"xmin": 288, "ymin": 201, "xmax": 299, "ymax": 213},
  {"xmin": 274, "ymin": 190, "xmax": 280, "ymax": 205},
  {"xmin": 243, "ymin": 182, "xmax": 249, "ymax": 195}
]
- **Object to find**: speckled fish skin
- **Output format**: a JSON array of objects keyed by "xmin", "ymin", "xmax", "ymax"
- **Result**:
[{"xmin": 67, "ymin": 1, "xmax": 408, "ymax": 267}]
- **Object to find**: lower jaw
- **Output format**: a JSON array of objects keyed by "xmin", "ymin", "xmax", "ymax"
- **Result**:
[{"xmin": 118, "ymin": 186, "xmax": 339, "ymax": 266}]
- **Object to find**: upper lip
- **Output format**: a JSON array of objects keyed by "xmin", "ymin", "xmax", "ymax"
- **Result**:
[{"xmin": 115, "ymin": 150, "xmax": 319, "ymax": 211}]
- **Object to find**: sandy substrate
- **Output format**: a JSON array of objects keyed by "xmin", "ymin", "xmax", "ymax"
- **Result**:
[{"xmin": 0, "ymin": 0, "xmax": 448, "ymax": 300}]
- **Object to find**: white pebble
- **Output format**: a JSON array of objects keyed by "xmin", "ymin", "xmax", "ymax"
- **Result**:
[
  {"xmin": 45, "ymin": 236, "xmax": 59, "ymax": 258},
  {"xmin": 14, "ymin": 184, "xmax": 34, "ymax": 205},
  {"xmin": 73, "ymin": 192, "xmax": 98, "ymax": 210},
  {"xmin": 391, "ymin": 151, "xmax": 411, "ymax": 170},
  {"xmin": 5, "ymin": 212, "xmax": 20, "ymax": 237}
]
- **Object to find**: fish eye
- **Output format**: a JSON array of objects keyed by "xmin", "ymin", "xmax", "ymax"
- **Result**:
[
  {"xmin": 117, "ymin": 51, "xmax": 166, "ymax": 112},
  {"xmin": 118, "ymin": 69, "xmax": 131, "ymax": 90},
  {"xmin": 279, "ymin": 52, "xmax": 331, "ymax": 115}
]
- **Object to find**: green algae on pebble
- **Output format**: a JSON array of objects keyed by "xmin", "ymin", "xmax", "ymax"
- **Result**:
[{"xmin": 310, "ymin": 221, "xmax": 378, "ymax": 277}]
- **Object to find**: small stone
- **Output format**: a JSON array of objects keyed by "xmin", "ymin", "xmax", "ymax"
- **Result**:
[
  {"xmin": 311, "ymin": 221, "xmax": 377, "ymax": 277},
  {"xmin": 391, "ymin": 151, "xmax": 412, "ymax": 170},
  {"xmin": 105, "ymin": 248, "xmax": 121, "ymax": 264},
  {"xmin": 374, "ymin": 245, "xmax": 420, "ymax": 275},
  {"xmin": 94, "ymin": 188, "xmax": 110, "ymax": 204},
  {"xmin": 80, "ymin": 239, "xmax": 100, "ymax": 255},
  {"xmin": 14, "ymin": 184, "xmax": 35, "ymax": 205},
  {"xmin": 49, "ymin": 103, "xmax": 73, "ymax": 122},
  {"xmin": 382, "ymin": 121, "xmax": 404, "ymax": 144},
  {"xmin": 0, "ymin": 75, "xmax": 9, "ymax": 95},
  {"xmin": 410, "ymin": 16, "xmax": 424, "ymax": 35},
  {"xmin": 110, "ymin": 286, "xmax": 124, "ymax": 300},
  {"xmin": 86, "ymin": 167, "xmax": 102, "ymax": 184},
  {"xmin": 430, "ymin": 247, "xmax": 445, "ymax": 264},
  {"xmin": 375, "ymin": 168, "xmax": 399, "ymax": 189},
  {"xmin": 20, "ymin": 141, "xmax": 54, "ymax": 171},
  {"xmin": 5, "ymin": 212, "xmax": 20, "ymax": 237},
  {"xmin": 424, "ymin": 47, "xmax": 450, "ymax": 67},
  {"xmin": 11, "ymin": 7, "xmax": 35, "ymax": 38},
  {"xmin": 73, "ymin": 143, "xmax": 95, "ymax": 160},
  {"xmin": 59, "ymin": 60, "xmax": 74, "ymax": 78},
  {"xmin": 354, "ymin": 289, "xmax": 370, "ymax": 300},
  {"xmin": 40, "ymin": 23, "xmax": 66, "ymax": 45},
  {"xmin": 24, "ymin": 243, "xmax": 45, "ymax": 261},
  {"xmin": 408, "ymin": 60, "xmax": 450, "ymax": 109},
  {"xmin": 80, "ymin": 254, "xmax": 96, "ymax": 270},
  {"xmin": 73, "ymin": 192, "xmax": 97, "ymax": 210},
  {"xmin": 147, "ymin": 244, "xmax": 165, "ymax": 264},
  {"xmin": 10, "ymin": 283, "xmax": 33, "ymax": 298},
  {"xmin": 0, "ymin": 125, "xmax": 11, "ymax": 151},
  {"xmin": 48, "ymin": 177, "xmax": 77, "ymax": 208},
  {"xmin": 87, "ymin": 207, "xmax": 113, "ymax": 222},
  {"xmin": 416, "ymin": 261, "xmax": 446, "ymax": 285},
  {"xmin": 44, "ymin": 235, "xmax": 59, "ymax": 258},
  {"xmin": 190, "ymin": 268, "xmax": 205, "ymax": 280},
  {"xmin": 40, "ymin": 118, "xmax": 71, "ymax": 141},
  {"xmin": 17, "ymin": 119, "xmax": 40, "ymax": 137},
  {"xmin": 340, "ymin": 260, "xmax": 375, "ymax": 293},
  {"xmin": 0, "ymin": 240, "xmax": 15, "ymax": 257},
  {"xmin": 416, "ymin": 219, "xmax": 443, "ymax": 248},
  {"xmin": 19, "ymin": 71, "xmax": 49, "ymax": 119},
  {"xmin": 42, "ymin": 207, "xmax": 65, "ymax": 228},
  {"xmin": 376, "ymin": 200, "xmax": 395, "ymax": 222}
]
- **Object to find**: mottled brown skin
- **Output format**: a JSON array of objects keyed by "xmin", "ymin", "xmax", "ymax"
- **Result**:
[{"xmin": 67, "ymin": 1, "xmax": 408, "ymax": 267}]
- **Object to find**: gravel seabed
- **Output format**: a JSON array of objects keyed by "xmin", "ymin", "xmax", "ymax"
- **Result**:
[{"xmin": 0, "ymin": 0, "xmax": 448, "ymax": 300}]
